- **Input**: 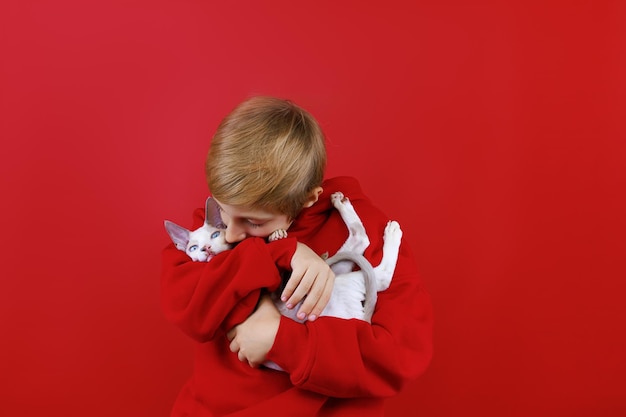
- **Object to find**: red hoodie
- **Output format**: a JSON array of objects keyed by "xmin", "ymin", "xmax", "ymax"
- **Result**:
[{"xmin": 161, "ymin": 176, "xmax": 433, "ymax": 417}]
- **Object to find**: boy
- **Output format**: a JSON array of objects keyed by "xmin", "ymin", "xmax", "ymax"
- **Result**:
[{"xmin": 161, "ymin": 96, "xmax": 433, "ymax": 416}]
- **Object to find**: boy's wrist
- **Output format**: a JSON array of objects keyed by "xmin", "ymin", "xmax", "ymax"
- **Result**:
[{"xmin": 266, "ymin": 315, "xmax": 310, "ymax": 373}]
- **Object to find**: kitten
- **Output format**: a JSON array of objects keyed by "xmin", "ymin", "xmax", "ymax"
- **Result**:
[{"xmin": 164, "ymin": 192, "xmax": 403, "ymax": 370}]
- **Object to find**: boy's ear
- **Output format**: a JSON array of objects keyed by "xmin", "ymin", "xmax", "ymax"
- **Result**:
[{"xmin": 302, "ymin": 186, "xmax": 324, "ymax": 208}]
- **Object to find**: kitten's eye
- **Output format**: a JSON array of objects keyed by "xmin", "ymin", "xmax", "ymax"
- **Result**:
[
  {"xmin": 210, "ymin": 231, "xmax": 221, "ymax": 239},
  {"xmin": 189, "ymin": 245, "xmax": 198, "ymax": 252}
]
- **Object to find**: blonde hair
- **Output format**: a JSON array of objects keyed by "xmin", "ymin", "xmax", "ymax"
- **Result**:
[{"xmin": 205, "ymin": 96, "xmax": 327, "ymax": 219}]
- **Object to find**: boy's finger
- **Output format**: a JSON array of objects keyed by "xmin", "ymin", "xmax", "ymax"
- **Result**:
[
  {"xmin": 229, "ymin": 338, "xmax": 239, "ymax": 353},
  {"xmin": 296, "ymin": 280, "xmax": 322, "ymax": 319},
  {"xmin": 307, "ymin": 276, "xmax": 334, "ymax": 321},
  {"xmin": 226, "ymin": 328, "xmax": 236, "ymax": 341},
  {"xmin": 297, "ymin": 270, "xmax": 334, "ymax": 320},
  {"xmin": 280, "ymin": 269, "xmax": 304, "ymax": 304},
  {"xmin": 303, "ymin": 272, "xmax": 335, "ymax": 321},
  {"xmin": 286, "ymin": 271, "xmax": 315, "ymax": 313}
]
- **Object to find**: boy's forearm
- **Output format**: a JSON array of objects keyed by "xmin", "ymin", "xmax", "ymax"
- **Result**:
[{"xmin": 161, "ymin": 238, "xmax": 290, "ymax": 342}]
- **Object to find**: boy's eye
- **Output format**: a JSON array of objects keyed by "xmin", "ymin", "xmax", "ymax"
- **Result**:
[
  {"xmin": 210, "ymin": 231, "xmax": 221, "ymax": 239},
  {"xmin": 189, "ymin": 245, "xmax": 198, "ymax": 252},
  {"xmin": 246, "ymin": 220, "xmax": 264, "ymax": 228}
]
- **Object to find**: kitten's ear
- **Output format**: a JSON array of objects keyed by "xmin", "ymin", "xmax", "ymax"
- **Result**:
[
  {"xmin": 206, "ymin": 197, "xmax": 226, "ymax": 229},
  {"xmin": 164, "ymin": 220, "xmax": 191, "ymax": 250}
]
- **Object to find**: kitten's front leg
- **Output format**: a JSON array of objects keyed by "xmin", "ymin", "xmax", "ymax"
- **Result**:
[
  {"xmin": 329, "ymin": 192, "xmax": 370, "ymax": 275},
  {"xmin": 373, "ymin": 220, "xmax": 403, "ymax": 291},
  {"xmin": 331, "ymin": 192, "xmax": 370, "ymax": 255}
]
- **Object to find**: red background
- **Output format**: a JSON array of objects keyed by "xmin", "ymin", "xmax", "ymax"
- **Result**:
[{"xmin": 1, "ymin": 1, "xmax": 625, "ymax": 416}]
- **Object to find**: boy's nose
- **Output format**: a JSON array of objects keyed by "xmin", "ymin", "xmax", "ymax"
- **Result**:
[{"xmin": 224, "ymin": 225, "xmax": 246, "ymax": 244}]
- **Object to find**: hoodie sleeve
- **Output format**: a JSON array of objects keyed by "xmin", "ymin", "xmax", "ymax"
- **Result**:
[
  {"xmin": 161, "ymin": 208, "xmax": 297, "ymax": 342},
  {"xmin": 266, "ymin": 243, "xmax": 433, "ymax": 398},
  {"xmin": 265, "ymin": 187, "xmax": 434, "ymax": 398}
]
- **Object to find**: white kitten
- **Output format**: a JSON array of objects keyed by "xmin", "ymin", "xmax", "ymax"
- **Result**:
[
  {"xmin": 164, "ymin": 196, "xmax": 232, "ymax": 262},
  {"xmin": 164, "ymin": 221, "xmax": 231, "ymax": 262}
]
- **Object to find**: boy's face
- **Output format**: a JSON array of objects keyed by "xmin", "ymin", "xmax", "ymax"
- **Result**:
[{"xmin": 212, "ymin": 198, "xmax": 292, "ymax": 244}]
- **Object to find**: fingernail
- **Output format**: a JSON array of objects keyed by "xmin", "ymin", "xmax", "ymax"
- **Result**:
[
  {"xmin": 308, "ymin": 314, "xmax": 317, "ymax": 321},
  {"xmin": 297, "ymin": 312, "xmax": 306, "ymax": 320},
  {"xmin": 286, "ymin": 303, "xmax": 293, "ymax": 309},
  {"xmin": 281, "ymin": 296, "xmax": 287, "ymax": 302}
]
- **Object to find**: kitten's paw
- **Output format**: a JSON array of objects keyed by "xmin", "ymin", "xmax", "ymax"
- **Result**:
[
  {"xmin": 331, "ymin": 191, "xmax": 347, "ymax": 207},
  {"xmin": 330, "ymin": 191, "xmax": 352, "ymax": 212},
  {"xmin": 268, "ymin": 229, "xmax": 288, "ymax": 242},
  {"xmin": 384, "ymin": 221, "xmax": 403, "ymax": 243}
]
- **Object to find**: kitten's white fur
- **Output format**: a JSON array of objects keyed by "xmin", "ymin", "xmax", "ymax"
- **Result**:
[
  {"xmin": 164, "ymin": 221, "xmax": 230, "ymax": 262},
  {"xmin": 164, "ymin": 192, "xmax": 403, "ymax": 371}
]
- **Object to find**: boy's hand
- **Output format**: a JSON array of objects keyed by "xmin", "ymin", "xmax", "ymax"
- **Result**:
[
  {"xmin": 281, "ymin": 242, "xmax": 335, "ymax": 321},
  {"xmin": 227, "ymin": 294, "xmax": 280, "ymax": 368}
]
